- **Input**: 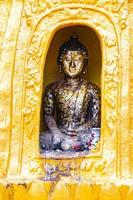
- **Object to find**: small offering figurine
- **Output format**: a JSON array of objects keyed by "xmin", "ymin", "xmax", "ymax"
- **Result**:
[{"xmin": 40, "ymin": 34, "xmax": 101, "ymax": 152}]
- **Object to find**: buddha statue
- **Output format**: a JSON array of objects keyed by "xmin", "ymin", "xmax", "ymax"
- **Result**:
[{"xmin": 40, "ymin": 34, "xmax": 101, "ymax": 153}]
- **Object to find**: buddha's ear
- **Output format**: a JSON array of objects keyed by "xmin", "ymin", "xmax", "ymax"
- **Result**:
[
  {"xmin": 59, "ymin": 65, "xmax": 62, "ymax": 73},
  {"xmin": 82, "ymin": 64, "xmax": 87, "ymax": 75},
  {"xmin": 82, "ymin": 70, "xmax": 86, "ymax": 75}
]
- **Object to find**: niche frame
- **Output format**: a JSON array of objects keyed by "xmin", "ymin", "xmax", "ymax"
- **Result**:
[{"xmin": 23, "ymin": 5, "xmax": 122, "ymax": 177}]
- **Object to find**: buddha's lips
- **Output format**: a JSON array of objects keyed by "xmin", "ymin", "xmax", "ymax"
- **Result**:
[
  {"xmin": 67, "ymin": 131, "xmax": 77, "ymax": 136},
  {"xmin": 69, "ymin": 67, "xmax": 77, "ymax": 73}
]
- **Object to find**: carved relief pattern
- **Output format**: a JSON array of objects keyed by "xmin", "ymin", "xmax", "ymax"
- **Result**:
[
  {"xmin": 23, "ymin": 6, "xmax": 118, "ymax": 132},
  {"xmin": 22, "ymin": 3, "xmax": 123, "ymax": 177},
  {"xmin": 42, "ymin": 159, "xmax": 109, "ymax": 181},
  {"xmin": 23, "ymin": 34, "xmax": 43, "ymax": 137},
  {"xmin": 21, "ymin": 0, "xmax": 128, "ymax": 177},
  {"xmin": 104, "ymin": 51, "xmax": 120, "ymax": 135},
  {"xmin": 24, "ymin": 0, "xmax": 127, "ymax": 31},
  {"xmin": 24, "ymin": 0, "xmax": 50, "ymax": 27}
]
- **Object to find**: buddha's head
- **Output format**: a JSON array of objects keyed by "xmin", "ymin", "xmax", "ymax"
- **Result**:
[{"xmin": 57, "ymin": 34, "xmax": 88, "ymax": 78}]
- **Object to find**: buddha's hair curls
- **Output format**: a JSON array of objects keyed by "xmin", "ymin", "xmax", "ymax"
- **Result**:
[{"xmin": 57, "ymin": 34, "xmax": 88, "ymax": 68}]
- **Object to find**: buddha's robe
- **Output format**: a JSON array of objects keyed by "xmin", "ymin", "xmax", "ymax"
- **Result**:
[{"xmin": 40, "ymin": 78, "xmax": 101, "ymax": 151}]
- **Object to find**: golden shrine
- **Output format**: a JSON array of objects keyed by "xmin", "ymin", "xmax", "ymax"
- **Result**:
[{"xmin": 0, "ymin": 0, "xmax": 132, "ymax": 199}]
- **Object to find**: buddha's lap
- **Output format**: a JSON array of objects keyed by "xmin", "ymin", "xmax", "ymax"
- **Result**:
[{"xmin": 40, "ymin": 128, "xmax": 100, "ymax": 149}]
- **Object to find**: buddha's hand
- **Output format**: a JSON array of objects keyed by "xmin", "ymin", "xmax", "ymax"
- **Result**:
[
  {"xmin": 74, "ymin": 123, "xmax": 91, "ymax": 133},
  {"xmin": 60, "ymin": 128, "xmax": 77, "ymax": 136},
  {"xmin": 52, "ymin": 129, "xmax": 64, "ymax": 145}
]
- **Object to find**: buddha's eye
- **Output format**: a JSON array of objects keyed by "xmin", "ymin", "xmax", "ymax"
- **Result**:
[
  {"xmin": 64, "ymin": 56, "xmax": 71, "ymax": 62},
  {"xmin": 74, "ymin": 55, "xmax": 83, "ymax": 61},
  {"xmin": 75, "ymin": 56, "xmax": 81, "ymax": 61}
]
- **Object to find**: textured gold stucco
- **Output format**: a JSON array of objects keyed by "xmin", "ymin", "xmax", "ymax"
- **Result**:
[{"xmin": 0, "ymin": 0, "xmax": 132, "ymax": 199}]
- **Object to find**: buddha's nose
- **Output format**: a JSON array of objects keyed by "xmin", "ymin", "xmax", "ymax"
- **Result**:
[{"xmin": 70, "ymin": 60, "xmax": 75, "ymax": 68}]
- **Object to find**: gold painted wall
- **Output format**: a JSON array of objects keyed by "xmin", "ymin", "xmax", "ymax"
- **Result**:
[
  {"xmin": 0, "ymin": 0, "xmax": 132, "ymax": 199},
  {"xmin": 129, "ymin": 0, "xmax": 133, "ymax": 178}
]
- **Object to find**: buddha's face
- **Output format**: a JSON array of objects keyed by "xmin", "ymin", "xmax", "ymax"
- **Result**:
[{"xmin": 62, "ymin": 50, "xmax": 85, "ymax": 78}]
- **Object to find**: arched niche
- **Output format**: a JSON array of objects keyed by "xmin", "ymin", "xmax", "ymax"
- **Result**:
[
  {"xmin": 23, "ymin": 5, "xmax": 120, "ymax": 175},
  {"xmin": 40, "ymin": 25, "xmax": 102, "ymax": 133}
]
